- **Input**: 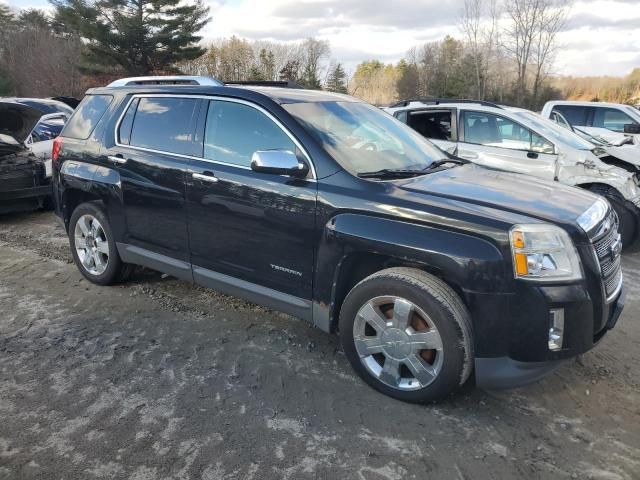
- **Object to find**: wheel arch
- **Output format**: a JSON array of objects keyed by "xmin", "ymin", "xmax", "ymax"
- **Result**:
[{"xmin": 313, "ymin": 213, "xmax": 508, "ymax": 333}]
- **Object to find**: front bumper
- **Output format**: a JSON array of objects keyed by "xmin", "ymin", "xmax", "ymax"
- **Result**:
[{"xmin": 469, "ymin": 283, "xmax": 625, "ymax": 389}]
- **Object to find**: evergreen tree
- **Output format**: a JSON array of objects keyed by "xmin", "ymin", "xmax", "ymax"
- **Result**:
[
  {"xmin": 50, "ymin": 0, "xmax": 210, "ymax": 75},
  {"xmin": 396, "ymin": 59, "xmax": 419, "ymax": 99},
  {"xmin": 326, "ymin": 63, "xmax": 348, "ymax": 93},
  {"xmin": 279, "ymin": 60, "xmax": 300, "ymax": 83}
]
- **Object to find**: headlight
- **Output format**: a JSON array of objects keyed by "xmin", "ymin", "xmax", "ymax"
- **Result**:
[
  {"xmin": 576, "ymin": 197, "xmax": 608, "ymax": 233},
  {"xmin": 510, "ymin": 224, "xmax": 582, "ymax": 281}
]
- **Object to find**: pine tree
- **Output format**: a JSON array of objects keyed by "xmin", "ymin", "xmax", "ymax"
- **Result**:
[
  {"xmin": 326, "ymin": 63, "xmax": 348, "ymax": 93},
  {"xmin": 51, "ymin": 0, "xmax": 210, "ymax": 75},
  {"xmin": 279, "ymin": 60, "xmax": 300, "ymax": 83}
]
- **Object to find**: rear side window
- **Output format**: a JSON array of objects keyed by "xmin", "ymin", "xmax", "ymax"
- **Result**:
[
  {"xmin": 553, "ymin": 105, "xmax": 588, "ymax": 126},
  {"xmin": 117, "ymin": 98, "xmax": 139, "ymax": 145},
  {"xmin": 63, "ymin": 94, "xmax": 113, "ymax": 139},
  {"xmin": 204, "ymin": 100, "xmax": 295, "ymax": 167},
  {"xmin": 129, "ymin": 97, "xmax": 199, "ymax": 156}
]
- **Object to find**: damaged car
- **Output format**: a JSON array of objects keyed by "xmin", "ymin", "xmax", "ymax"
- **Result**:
[
  {"xmin": 386, "ymin": 100, "xmax": 640, "ymax": 246},
  {"xmin": 0, "ymin": 102, "xmax": 56, "ymax": 214}
]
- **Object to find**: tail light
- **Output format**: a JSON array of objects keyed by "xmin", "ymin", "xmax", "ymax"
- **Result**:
[{"xmin": 52, "ymin": 136, "xmax": 62, "ymax": 165}]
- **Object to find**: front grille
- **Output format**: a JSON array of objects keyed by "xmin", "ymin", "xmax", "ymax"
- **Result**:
[{"xmin": 592, "ymin": 212, "xmax": 623, "ymax": 301}]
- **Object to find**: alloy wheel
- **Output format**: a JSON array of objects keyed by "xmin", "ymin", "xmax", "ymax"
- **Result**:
[
  {"xmin": 353, "ymin": 296, "xmax": 444, "ymax": 391},
  {"xmin": 74, "ymin": 214, "xmax": 109, "ymax": 276}
]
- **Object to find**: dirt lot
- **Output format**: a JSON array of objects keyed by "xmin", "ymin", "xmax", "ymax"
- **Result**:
[{"xmin": 0, "ymin": 210, "xmax": 639, "ymax": 480}]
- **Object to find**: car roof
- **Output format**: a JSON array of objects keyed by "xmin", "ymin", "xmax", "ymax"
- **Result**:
[
  {"xmin": 386, "ymin": 102, "xmax": 506, "ymax": 115},
  {"xmin": 545, "ymin": 100, "xmax": 632, "ymax": 108},
  {"xmin": 0, "ymin": 97, "xmax": 74, "ymax": 115},
  {"xmin": 87, "ymin": 85, "xmax": 358, "ymax": 105}
]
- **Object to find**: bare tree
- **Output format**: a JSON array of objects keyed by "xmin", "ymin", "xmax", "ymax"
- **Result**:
[
  {"xmin": 531, "ymin": 0, "xmax": 571, "ymax": 104},
  {"xmin": 503, "ymin": 0, "xmax": 571, "ymax": 106}
]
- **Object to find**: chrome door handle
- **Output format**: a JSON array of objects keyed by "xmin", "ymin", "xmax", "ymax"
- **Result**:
[
  {"xmin": 107, "ymin": 155, "xmax": 127, "ymax": 165},
  {"xmin": 192, "ymin": 172, "xmax": 218, "ymax": 183}
]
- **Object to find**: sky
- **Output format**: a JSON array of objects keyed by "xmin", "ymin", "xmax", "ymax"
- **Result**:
[{"xmin": 6, "ymin": 0, "xmax": 640, "ymax": 78}]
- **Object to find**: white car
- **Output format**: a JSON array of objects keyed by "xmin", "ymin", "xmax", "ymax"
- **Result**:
[
  {"xmin": 385, "ymin": 99, "xmax": 640, "ymax": 246},
  {"xmin": 541, "ymin": 100, "xmax": 640, "ymax": 144}
]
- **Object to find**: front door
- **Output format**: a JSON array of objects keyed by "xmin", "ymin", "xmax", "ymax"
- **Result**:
[
  {"xmin": 186, "ymin": 98, "xmax": 317, "ymax": 304},
  {"xmin": 106, "ymin": 95, "xmax": 201, "ymax": 263},
  {"xmin": 458, "ymin": 110, "xmax": 557, "ymax": 181}
]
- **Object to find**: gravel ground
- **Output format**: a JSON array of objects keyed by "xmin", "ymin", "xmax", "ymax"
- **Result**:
[{"xmin": 0, "ymin": 210, "xmax": 639, "ymax": 480}]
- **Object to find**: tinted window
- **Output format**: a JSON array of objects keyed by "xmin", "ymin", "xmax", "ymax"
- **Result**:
[
  {"xmin": 284, "ymin": 101, "xmax": 448, "ymax": 175},
  {"xmin": 204, "ymin": 100, "xmax": 295, "ymax": 167},
  {"xmin": 31, "ymin": 115, "xmax": 67, "ymax": 142},
  {"xmin": 118, "ymin": 98, "xmax": 139, "ymax": 145},
  {"xmin": 554, "ymin": 105, "xmax": 588, "ymax": 126},
  {"xmin": 408, "ymin": 110, "xmax": 452, "ymax": 140},
  {"xmin": 129, "ymin": 97, "xmax": 198, "ymax": 155},
  {"xmin": 592, "ymin": 107, "xmax": 637, "ymax": 132},
  {"xmin": 463, "ymin": 111, "xmax": 554, "ymax": 153},
  {"xmin": 63, "ymin": 94, "xmax": 112, "ymax": 139}
]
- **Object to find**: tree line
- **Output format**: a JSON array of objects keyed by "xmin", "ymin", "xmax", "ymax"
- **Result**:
[{"xmin": 1, "ymin": 0, "xmax": 638, "ymax": 108}]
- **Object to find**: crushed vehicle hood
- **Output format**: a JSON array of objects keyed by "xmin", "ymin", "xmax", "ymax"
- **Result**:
[
  {"xmin": 602, "ymin": 145, "xmax": 640, "ymax": 168},
  {"xmin": 395, "ymin": 164, "xmax": 598, "ymax": 228},
  {"xmin": 0, "ymin": 102, "xmax": 42, "ymax": 147}
]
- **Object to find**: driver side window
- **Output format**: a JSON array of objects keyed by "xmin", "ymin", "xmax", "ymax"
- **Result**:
[{"xmin": 462, "ymin": 111, "xmax": 553, "ymax": 154}]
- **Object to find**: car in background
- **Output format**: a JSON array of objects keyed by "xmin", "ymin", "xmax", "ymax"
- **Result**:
[
  {"xmin": 385, "ymin": 99, "xmax": 640, "ymax": 247},
  {"xmin": 0, "ymin": 102, "xmax": 53, "ymax": 213},
  {"xmin": 541, "ymin": 101, "xmax": 640, "ymax": 144},
  {"xmin": 0, "ymin": 98, "xmax": 72, "ymax": 178},
  {"xmin": 547, "ymin": 109, "xmax": 640, "ymax": 169}
]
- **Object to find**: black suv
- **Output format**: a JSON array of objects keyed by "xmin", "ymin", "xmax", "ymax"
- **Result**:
[{"xmin": 52, "ymin": 76, "xmax": 625, "ymax": 403}]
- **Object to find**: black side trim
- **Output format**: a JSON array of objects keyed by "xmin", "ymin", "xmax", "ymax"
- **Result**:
[
  {"xmin": 114, "ymin": 242, "xmax": 313, "ymax": 323},
  {"xmin": 193, "ymin": 266, "xmax": 312, "ymax": 322},
  {"xmin": 116, "ymin": 243, "xmax": 193, "ymax": 282}
]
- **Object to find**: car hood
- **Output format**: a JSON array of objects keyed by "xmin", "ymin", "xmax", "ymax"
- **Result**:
[
  {"xmin": 0, "ymin": 102, "xmax": 42, "ymax": 145},
  {"xmin": 395, "ymin": 164, "xmax": 598, "ymax": 228}
]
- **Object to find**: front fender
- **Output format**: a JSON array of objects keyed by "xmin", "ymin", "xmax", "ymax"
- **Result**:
[
  {"xmin": 558, "ymin": 153, "xmax": 640, "ymax": 204},
  {"xmin": 312, "ymin": 213, "xmax": 509, "ymax": 331}
]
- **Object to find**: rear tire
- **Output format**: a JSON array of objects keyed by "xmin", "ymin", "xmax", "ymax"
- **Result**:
[
  {"xmin": 68, "ymin": 202, "xmax": 132, "ymax": 285},
  {"xmin": 339, "ymin": 267, "xmax": 473, "ymax": 403},
  {"xmin": 588, "ymin": 185, "xmax": 636, "ymax": 248}
]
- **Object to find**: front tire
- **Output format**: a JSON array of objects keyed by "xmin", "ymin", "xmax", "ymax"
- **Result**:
[
  {"xmin": 339, "ymin": 268, "xmax": 473, "ymax": 403},
  {"xmin": 68, "ymin": 202, "xmax": 133, "ymax": 285}
]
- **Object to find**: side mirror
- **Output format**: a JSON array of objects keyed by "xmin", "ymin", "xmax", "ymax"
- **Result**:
[
  {"xmin": 623, "ymin": 123, "xmax": 640, "ymax": 134},
  {"xmin": 250, "ymin": 150, "xmax": 309, "ymax": 178}
]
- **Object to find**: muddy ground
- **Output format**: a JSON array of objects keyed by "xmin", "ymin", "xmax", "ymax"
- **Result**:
[{"xmin": 0, "ymin": 210, "xmax": 638, "ymax": 480}]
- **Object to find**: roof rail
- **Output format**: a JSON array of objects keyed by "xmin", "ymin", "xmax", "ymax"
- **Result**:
[
  {"xmin": 389, "ymin": 98, "xmax": 503, "ymax": 109},
  {"xmin": 225, "ymin": 80, "xmax": 303, "ymax": 89},
  {"xmin": 107, "ymin": 76, "xmax": 223, "ymax": 87}
]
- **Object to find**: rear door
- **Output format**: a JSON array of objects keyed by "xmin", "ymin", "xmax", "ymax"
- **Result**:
[
  {"xmin": 457, "ymin": 110, "xmax": 557, "ymax": 181},
  {"xmin": 106, "ymin": 95, "xmax": 200, "ymax": 264}
]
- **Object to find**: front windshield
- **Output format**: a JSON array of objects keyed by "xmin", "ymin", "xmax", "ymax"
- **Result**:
[
  {"xmin": 283, "ymin": 101, "xmax": 447, "ymax": 174},
  {"xmin": 512, "ymin": 110, "xmax": 594, "ymax": 150}
]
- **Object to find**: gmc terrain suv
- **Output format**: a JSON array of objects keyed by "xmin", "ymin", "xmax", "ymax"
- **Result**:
[{"xmin": 53, "ymin": 76, "xmax": 625, "ymax": 403}]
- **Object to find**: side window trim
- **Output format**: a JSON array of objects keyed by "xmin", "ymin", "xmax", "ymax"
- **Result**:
[
  {"xmin": 114, "ymin": 93, "xmax": 316, "ymax": 180},
  {"xmin": 459, "ymin": 109, "xmax": 555, "ymax": 153}
]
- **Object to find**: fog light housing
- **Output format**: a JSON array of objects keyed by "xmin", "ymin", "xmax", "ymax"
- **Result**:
[{"xmin": 548, "ymin": 309, "xmax": 565, "ymax": 351}]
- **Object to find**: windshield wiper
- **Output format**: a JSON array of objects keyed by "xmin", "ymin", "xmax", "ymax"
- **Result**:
[
  {"xmin": 358, "ymin": 157, "xmax": 470, "ymax": 179},
  {"xmin": 357, "ymin": 168, "xmax": 428, "ymax": 179},
  {"xmin": 424, "ymin": 157, "xmax": 470, "ymax": 170}
]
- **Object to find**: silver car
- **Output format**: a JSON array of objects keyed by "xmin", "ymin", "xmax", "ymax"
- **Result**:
[{"xmin": 385, "ymin": 100, "xmax": 640, "ymax": 246}]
